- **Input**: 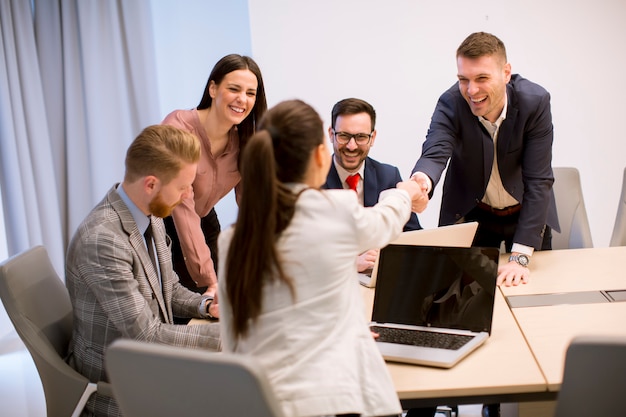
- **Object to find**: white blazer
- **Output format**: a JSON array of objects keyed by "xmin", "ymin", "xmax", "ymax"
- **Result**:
[{"xmin": 218, "ymin": 186, "xmax": 411, "ymax": 417}]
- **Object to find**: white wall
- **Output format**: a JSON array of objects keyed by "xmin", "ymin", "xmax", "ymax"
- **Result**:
[
  {"xmin": 153, "ymin": 0, "xmax": 626, "ymax": 247},
  {"xmin": 150, "ymin": 0, "xmax": 253, "ymax": 228},
  {"xmin": 247, "ymin": 0, "xmax": 625, "ymax": 247}
]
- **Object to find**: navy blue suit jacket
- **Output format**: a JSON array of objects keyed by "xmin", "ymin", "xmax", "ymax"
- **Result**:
[
  {"xmin": 323, "ymin": 157, "xmax": 421, "ymax": 231},
  {"xmin": 412, "ymin": 74, "xmax": 559, "ymax": 250}
]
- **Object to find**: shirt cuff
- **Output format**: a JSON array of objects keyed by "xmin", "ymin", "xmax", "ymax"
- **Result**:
[
  {"xmin": 199, "ymin": 295, "xmax": 214, "ymax": 319},
  {"xmin": 511, "ymin": 243, "xmax": 534, "ymax": 256},
  {"xmin": 411, "ymin": 172, "xmax": 432, "ymax": 194}
]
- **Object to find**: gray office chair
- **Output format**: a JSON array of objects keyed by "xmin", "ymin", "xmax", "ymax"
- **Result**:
[
  {"xmin": 106, "ymin": 339, "xmax": 286, "ymax": 417},
  {"xmin": 610, "ymin": 167, "xmax": 626, "ymax": 246},
  {"xmin": 0, "ymin": 245, "xmax": 112, "ymax": 417},
  {"xmin": 553, "ymin": 335, "xmax": 626, "ymax": 417},
  {"xmin": 551, "ymin": 167, "xmax": 593, "ymax": 249}
]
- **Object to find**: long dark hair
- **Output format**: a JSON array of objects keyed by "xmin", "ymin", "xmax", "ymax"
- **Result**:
[
  {"xmin": 197, "ymin": 54, "xmax": 267, "ymax": 155},
  {"xmin": 224, "ymin": 100, "xmax": 325, "ymax": 338}
]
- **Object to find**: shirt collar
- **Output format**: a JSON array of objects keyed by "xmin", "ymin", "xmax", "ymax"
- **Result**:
[
  {"xmin": 478, "ymin": 92, "xmax": 508, "ymax": 129},
  {"xmin": 116, "ymin": 183, "xmax": 150, "ymax": 234}
]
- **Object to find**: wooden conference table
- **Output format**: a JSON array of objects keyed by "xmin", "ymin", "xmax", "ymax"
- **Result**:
[
  {"xmin": 500, "ymin": 246, "xmax": 626, "ymax": 393},
  {"xmin": 191, "ymin": 246, "xmax": 626, "ymax": 410}
]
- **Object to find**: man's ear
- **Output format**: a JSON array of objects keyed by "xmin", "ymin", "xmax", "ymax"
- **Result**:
[
  {"xmin": 327, "ymin": 126, "xmax": 335, "ymax": 144},
  {"xmin": 504, "ymin": 62, "xmax": 512, "ymax": 83},
  {"xmin": 143, "ymin": 175, "xmax": 159, "ymax": 195},
  {"xmin": 369, "ymin": 129, "xmax": 377, "ymax": 148}
]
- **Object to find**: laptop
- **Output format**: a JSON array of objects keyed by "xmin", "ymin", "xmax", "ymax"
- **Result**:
[
  {"xmin": 369, "ymin": 245, "xmax": 499, "ymax": 368},
  {"xmin": 358, "ymin": 222, "xmax": 479, "ymax": 288}
]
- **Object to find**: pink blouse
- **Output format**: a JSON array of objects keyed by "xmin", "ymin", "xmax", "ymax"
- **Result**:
[{"xmin": 161, "ymin": 109, "xmax": 240, "ymax": 287}]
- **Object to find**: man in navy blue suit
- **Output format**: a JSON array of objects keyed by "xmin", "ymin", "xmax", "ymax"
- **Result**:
[
  {"xmin": 410, "ymin": 32, "xmax": 560, "ymax": 417},
  {"xmin": 323, "ymin": 98, "xmax": 421, "ymax": 273}
]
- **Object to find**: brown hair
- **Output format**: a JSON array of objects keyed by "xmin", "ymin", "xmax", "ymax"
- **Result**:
[
  {"xmin": 124, "ymin": 125, "xmax": 200, "ymax": 184},
  {"xmin": 457, "ymin": 32, "xmax": 507, "ymax": 63},
  {"xmin": 224, "ymin": 99, "xmax": 324, "ymax": 338},
  {"xmin": 197, "ymin": 54, "xmax": 268, "ymax": 159},
  {"xmin": 330, "ymin": 97, "xmax": 376, "ymax": 130}
]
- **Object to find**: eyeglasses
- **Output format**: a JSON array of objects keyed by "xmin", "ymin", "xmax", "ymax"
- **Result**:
[{"xmin": 332, "ymin": 130, "xmax": 373, "ymax": 146}]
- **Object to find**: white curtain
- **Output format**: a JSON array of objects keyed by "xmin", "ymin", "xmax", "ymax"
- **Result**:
[
  {"xmin": 0, "ymin": 0, "xmax": 65, "ymax": 272},
  {"xmin": 0, "ymin": 0, "xmax": 160, "ymax": 336}
]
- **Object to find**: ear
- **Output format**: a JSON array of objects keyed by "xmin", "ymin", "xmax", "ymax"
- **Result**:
[
  {"xmin": 314, "ymin": 142, "xmax": 328, "ymax": 167},
  {"xmin": 328, "ymin": 126, "xmax": 335, "ymax": 144},
  {"xmin": 504, "ymin": 62, "xmax": 512, "ymax": 83},
  {"xmin": 209, "ymin": 80, "xmax": 217, "ymax": 98},
  {"xmin": 143, "ymin": 175, "xmax": 159, "ymax": 195},
  {"xmin": 369, "ymin": 129, "xmax": 377, "ymax": 148}
]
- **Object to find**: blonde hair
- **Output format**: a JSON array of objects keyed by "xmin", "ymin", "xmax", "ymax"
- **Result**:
[{"xmin": 124, "ymin": 125, "xmax": 200, "ymax": 184}]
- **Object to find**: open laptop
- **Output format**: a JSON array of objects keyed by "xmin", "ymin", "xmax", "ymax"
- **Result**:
[
  {"xmin": 369, "ymin": 244, "xmax": 499, "ymax": 368},
  {"xmin": 358, "ymin": 222, "xmax": 478, "ymax": 288}
]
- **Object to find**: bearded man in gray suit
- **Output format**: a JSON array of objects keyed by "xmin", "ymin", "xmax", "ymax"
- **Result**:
[{"xmin": 66, "ymin": 125, "xmax": 220, "ymax": 417}]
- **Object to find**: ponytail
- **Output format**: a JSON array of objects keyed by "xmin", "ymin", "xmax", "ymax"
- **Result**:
[{"xmin": 224, "ymin": 99, "xmax": 324, "ymax": 339}]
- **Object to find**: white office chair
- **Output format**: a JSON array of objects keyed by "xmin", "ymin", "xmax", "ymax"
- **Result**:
[
  {"xmin": 551, "ymin": 167, "xmax": 593, "ymax": 249},
  {"xmin": 106, "ymin": 339, "xmax": 286, "ymax": 417},
  {"xmin": 553, "ymin": 335, "xmax": 626, "ymax": 417},
  {"xmin": 609, "ymin": 167, "xmax": 626, "ymax": 246}
]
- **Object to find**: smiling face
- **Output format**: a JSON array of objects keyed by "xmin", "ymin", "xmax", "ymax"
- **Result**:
[
  {"xmin": 328, "ymin": 112, "xmax": 376, "ymax": 172},
  {"xmin": 209, "ymin": 69, "xmax": 258, "ymax": 126},
  {"xmin": 457, "ymin": 54, "xmax": 511, "ymax": 123}
]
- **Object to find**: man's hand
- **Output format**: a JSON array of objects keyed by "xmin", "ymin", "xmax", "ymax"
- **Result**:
[
  {"xmin": 357, "ymin": 249, "xmax": 378, "ymax": 273},
  {"xmin": 396, "ymin": 180, "xmax": 429, "ymax": 213},
  {"xmin": 497, "ymin": 261, "xmax": 530, "ymax": 286},
  {"xmin": 410, "ymin": 171, "xmax": 431, "ymax": 194}
]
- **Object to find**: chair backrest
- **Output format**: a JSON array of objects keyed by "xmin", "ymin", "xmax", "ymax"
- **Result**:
[
  {"xmin": 610, "ymin": 167, "xmax": 626, "ymax": 246},
  {"xmin": 551, "ymin": 167, "xmax": 593, "ymax": 249},
  {"xmin": 106, "ymin": 339, "xmax": 286, "ymax": 417},
  {"xmin": 553, "ymin": 335, "xmax": 626, "ymax": 417},
  {"xmin": 0, "ymin": 245, "xmax": 91, "ymax": 417}
]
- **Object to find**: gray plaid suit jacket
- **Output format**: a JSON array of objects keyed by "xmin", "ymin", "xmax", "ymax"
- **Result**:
[{"xmin": 66, "ymin": 185, "xmax": 220, "ymax": 416}]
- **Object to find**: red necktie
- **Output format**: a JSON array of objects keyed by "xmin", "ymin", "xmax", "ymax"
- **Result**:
[{"xmin": 346, "ymin": 173, "xmax": 360, "ymax": 192}]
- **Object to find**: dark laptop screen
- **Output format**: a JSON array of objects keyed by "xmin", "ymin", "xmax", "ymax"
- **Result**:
[{"xmin": 372, "ymin": 245, "xmax": 499, "ymax": 333}]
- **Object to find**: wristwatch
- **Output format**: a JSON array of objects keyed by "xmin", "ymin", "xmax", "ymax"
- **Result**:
[
  {"xmin": 509, "ymin": 253, "xmax": 530, "ymax": 267},
  {"xmin": 204, "ymin": 297, "xmax": 216, "ymax": 319}
]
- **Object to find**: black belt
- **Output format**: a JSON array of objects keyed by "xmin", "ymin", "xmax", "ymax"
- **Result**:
[{"xmin": 476, "ymin": 201, "xmax": 522, "ymax": 217}]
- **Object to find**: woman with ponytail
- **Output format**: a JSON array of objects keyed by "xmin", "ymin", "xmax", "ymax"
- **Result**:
[{"xmin": 218, "ymin": 99, "xmax": 425, "ymax": 417}]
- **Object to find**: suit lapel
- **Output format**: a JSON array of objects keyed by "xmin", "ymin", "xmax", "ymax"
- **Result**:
[
  {"xmin": 323, "ymin": 161, "xmax": 342, "ymax": 189},
  {"xmin": 363, "ymin": 158, "xmax": 378, "ymax": 207},
  {"xmin": 108, "ymin": 188, "xmax": 170, "ymax": 322},
  {"xmin": 497, "ymin": 106, "xmax": 518, "ymax": 163}
]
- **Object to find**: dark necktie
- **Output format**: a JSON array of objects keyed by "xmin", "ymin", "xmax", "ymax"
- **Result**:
[
  {"xmin": 144, "ymin": 221, "xmax": 158, "ymax": 277},
  {"xmin": 346, "ymin": 173, "xmax": 360, "ymax": 192}
]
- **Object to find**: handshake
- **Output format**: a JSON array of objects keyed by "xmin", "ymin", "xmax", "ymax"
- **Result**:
[{"xmin": 396, "ymin": 171, "xmax": 431, "ymax": 213}]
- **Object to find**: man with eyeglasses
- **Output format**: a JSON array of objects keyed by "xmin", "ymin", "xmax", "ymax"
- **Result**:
[{"xmin": 323, "ymin": 98, "xmax": 422, "ymax": 274}]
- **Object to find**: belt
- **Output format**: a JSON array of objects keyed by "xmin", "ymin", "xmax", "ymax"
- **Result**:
[{"xmin": 476, "ymin": 201, "xmax": 522, "ymax": 217}]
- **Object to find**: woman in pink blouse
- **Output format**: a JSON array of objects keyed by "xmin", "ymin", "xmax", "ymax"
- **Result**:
[{"xmin": 161, "ymin": 54, "xmax": 267, "ymax": 316}]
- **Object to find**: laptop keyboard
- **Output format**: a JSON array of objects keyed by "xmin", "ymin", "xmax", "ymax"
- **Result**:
[{"xmin": 370, "ymin": 325, "xmax": 473, "ymax": 350}]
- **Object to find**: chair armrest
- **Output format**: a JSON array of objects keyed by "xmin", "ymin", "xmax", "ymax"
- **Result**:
[{"xmin": 97, "ymin": 381, "xmax": 114, "ymax": 398}]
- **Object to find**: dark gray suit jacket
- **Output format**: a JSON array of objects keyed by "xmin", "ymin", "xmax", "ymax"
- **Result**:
[
  {"xmin": 323, "ymin": 157, "xmax": 421, "ymax": 231},
  {"xmin": 412, "ymin": 74, "xmax": 559, "ymax": 250}
]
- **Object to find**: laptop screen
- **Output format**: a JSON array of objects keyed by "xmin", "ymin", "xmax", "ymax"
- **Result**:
[{"xmin": 372, "ymin": 245, "xmax": 500, "ymax": 334}]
